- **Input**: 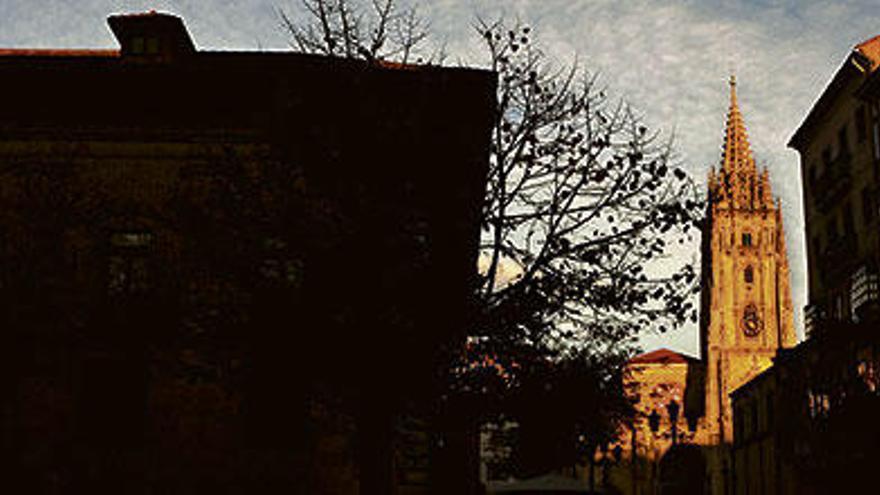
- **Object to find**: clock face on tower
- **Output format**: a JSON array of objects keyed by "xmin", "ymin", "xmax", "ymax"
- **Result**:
[{"xmin": 742, "ymin": 303, "xmax": 762, "ymax": 337}]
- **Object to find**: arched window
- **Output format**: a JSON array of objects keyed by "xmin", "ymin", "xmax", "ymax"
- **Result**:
[{"xmin": 744, "ymin": 265, "xmax": 754, "ymax": 284}]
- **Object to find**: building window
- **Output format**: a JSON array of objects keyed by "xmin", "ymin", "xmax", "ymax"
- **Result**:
[
  {"xmin": 863, "ymin": 187, "xmax": 875, "ymax": 225},
  {"xmin": 844, "ymin": 202, "xmax": 856, "ymax": 241},
  {"xmin": 858, "ymin": 358, "xmax": 878, "ymax": 393},
  {"xmin": 832, "ymin": 291, "xmax": 846, "ymax": 321},
  {"xmin": 131, "ymin": 36, "xmax": 145, "ymax": 54},
  {"xmin": 145, "ymin": 37, "xmax": 160, "ymax": 55},
  {"xmin": 742, "ymin": 232, "xmax": 752, "ymax": 247},
  {"xmin": 744, "ymin": 265, "xmax": 754, "ymax": 284},
  {"xmin": 838, "ymin": 124, "xmax": 850, "ymax": 157},
  {"xmin": 857, "ymin": 106, "xmax": 868, "ymax": 143},
  {"xmin": 873, "ymin": 103, "xmax": 880, "ymax": 160},
  {"xmin": 108, "ymin": 231, "xmax": 154, "ymax": 295}
]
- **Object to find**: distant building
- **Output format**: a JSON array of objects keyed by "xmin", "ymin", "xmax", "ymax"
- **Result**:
[
  {"xmin": 608, "ymin": 77, "xmax": 797, "ymax": 495},
  {"xmin": 610, "ymin": 348, "xmax": 703, "ymax": 495},
  {"xmin": 0, "ymin": 11, "xmax": 494, "ymax": 494},
  {"xmin": 726, "ymin": 33, "xmax": 880, "ymax": 495}
]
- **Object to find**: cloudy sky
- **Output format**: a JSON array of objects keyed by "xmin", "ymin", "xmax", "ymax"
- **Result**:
[{"xmin": 3, "ymin": 0, "xmax": 878, "ymax": 356}]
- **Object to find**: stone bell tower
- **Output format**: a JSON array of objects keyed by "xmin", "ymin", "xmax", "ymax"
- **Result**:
[{"xmin": 698, "ymin": 75, "xmax": 797, "ymax": 490}]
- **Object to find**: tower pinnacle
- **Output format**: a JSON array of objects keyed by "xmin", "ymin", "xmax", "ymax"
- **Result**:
[
  {"xmin": 721, "ymin": 74, "xmax": 756, "ymax": 174},
  {"xmin": 710, "ymin": 76, "xmax": 774, "ymax": 211}
]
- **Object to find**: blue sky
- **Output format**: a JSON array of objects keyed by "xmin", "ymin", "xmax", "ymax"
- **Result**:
[{"xmin": 3, "ymin": 0, "xmax": 878, "ymax": 356}]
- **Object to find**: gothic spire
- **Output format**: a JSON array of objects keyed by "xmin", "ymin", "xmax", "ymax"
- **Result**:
[
  {"xmin": 720, "ymin": 75, "xmax": 757, "ymax": 174},
  {"xmin": 709, "ymin": 75, "xmax": 775, "ymax": 211}
]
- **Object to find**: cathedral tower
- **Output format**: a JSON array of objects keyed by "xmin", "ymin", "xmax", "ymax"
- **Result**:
[
  {"xmin": 611, "ymin": 77, "xmax": 798, "ymax": 495},
  {"xmin": 700, "ymin": 76, "xmax": 797, "ymax": 448}
]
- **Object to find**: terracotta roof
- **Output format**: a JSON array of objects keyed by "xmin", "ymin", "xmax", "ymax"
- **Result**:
[
  {"xmin": 855, "ymin": 34, "xmax": 880, "ymax": 66},
  {"xmin": 0, "ymin": 49, "xmax": 119, "ymax": 57},
  {"xmin": 628, "ymin": 348, "xmax": 699, "ymax": 365}
]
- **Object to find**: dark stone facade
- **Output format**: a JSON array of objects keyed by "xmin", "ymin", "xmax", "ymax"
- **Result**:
[{"xmin": 0, "ymin": 12, "xmax": 495, "ymax": 494}]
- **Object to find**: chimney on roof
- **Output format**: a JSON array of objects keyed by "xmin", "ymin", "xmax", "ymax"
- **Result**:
[{"xmin": 107, "ymin": 11, "xmax": 195, "ymax": 62}]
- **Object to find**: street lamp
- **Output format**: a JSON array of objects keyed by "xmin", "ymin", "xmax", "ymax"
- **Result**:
[
  {"xmin": 666, "ymin": 400, "xmax": 680, "ymax": 445},
  {"xmin": 648, "ymin": 409, "xmax": 661, "ymax": 435},
  {"xmin": 648, "ymin": 401, "xmax": 682, "ymax": 445}
]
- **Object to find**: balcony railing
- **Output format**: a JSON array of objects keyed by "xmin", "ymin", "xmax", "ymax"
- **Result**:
[
  {"xmin": 851, "ymin": 264, "xmax": 880, "ymax": 322},
  {"xmin": 804, "ymin": 303, "xmax": 826, "ymax": 338}
]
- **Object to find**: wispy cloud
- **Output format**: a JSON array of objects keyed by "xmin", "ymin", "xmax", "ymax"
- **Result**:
[
  {"xmin": 3, "ymin": 0, "xmax": 879, "ymax": 354},
  {"xmin": 426, "ymin": 0, "xmax": 880, "ymax": 354}
]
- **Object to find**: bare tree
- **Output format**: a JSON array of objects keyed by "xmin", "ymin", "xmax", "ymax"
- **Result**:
[
  {"xmin": 278, "ymin": 1, "xmax": 704, "ymax": 476},
  {"xmin": 471, "ymin": 19, "xmax": 701, "ymax": 368},
  {"xmin": 278, "ymin": 0, "xmax": 434, "ymax": 63},
  {"xmin": 458, "ymin": 19, "xmax": 702, "ymax": 476}
]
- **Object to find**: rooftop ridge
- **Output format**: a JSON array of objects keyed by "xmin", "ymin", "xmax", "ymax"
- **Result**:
[
  {"xmin": 628, "ymin": 348, "xmax": 699, "ymax": 365},
  {"xmin": 855, "ymin": 33, "xmax": 880, "ymax": 67},
  {"xmin": 0, "ymin": 49, "xmax": 119, "ymax": 57}
]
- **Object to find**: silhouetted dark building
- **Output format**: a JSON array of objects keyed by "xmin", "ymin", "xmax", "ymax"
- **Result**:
[
  {"xmin": 727, "ymin": 34, "xmax": 880, "ymax": 495},
  {"xmin": 0, "ymin": 11, "xmax": 494, "ymax": 494}
]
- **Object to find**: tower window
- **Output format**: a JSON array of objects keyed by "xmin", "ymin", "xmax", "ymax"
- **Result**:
[
  {"xmin": 742, "ymin": 233, "xmax": 752, "ymax": 247},
  {"xmin": 744, "ymin": 265, "xmax": 754, "ymax": 284}
]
